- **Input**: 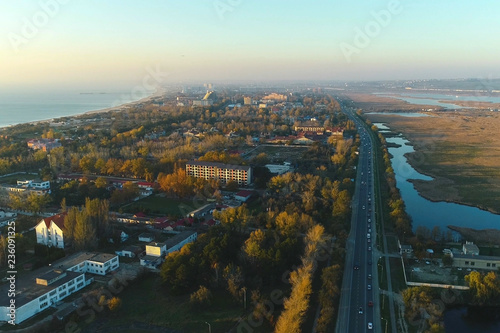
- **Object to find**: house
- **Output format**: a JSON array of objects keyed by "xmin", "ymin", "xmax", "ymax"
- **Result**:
[
  {"xmin": 463, "ymin": 241, "xmax": 480, "ymax": 256},
  {"xmin": 399, "ymin": 242, "xmax": 413, "ymax": 256},
  {"xmin": 35, "ymin": 213, "xmax": 67, "ymax": 248},
  {"xmin": 115, "ymin": 245, "xmax": 142, "ymax": 258},
  {"xmin": 107, "ymin": 230, "xmax": 129, "ymax": 244},
  {"xmin": 234, "ymin": 190, "xmax": 254, "ymax": 202},
  {"xmin": 138, "ymin": 233, "xmax": 154, "ymax": 242}
]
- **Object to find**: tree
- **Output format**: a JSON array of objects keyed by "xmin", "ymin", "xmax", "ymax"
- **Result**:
[
  {"xmin": 274, "ymin": 264, "xmax": 313, "ymax": 333},
  {"xmin": 107, "ymin": 297, "xmax": 122, "ymax": 311},
  {"xmin": 190, "ymin": 285, "xmax": 212, "ymax": 308},
  {"xmin": 442, "ymin": 254, "xmax": 453, "ymax": 266}
]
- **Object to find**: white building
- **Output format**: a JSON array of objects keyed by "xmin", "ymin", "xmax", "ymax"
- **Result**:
[
  {"xmin": 64, "ymin": 253, "xmax": 120, "ymax": 276},
  {"xmin": 140, "ymin": 231, "xmax": 198, "ymax": 269},
  {"xmin": 141, "ymin": 242, "xmax": 167, "ymax": 269},
  {"xmin": 463, "ymin": 241, "xmax": 480, "ymax": 256},
  {"xmin": 0, "ymin": 270, "xmax": 89, "ymax": 324},
  {"xmin": 0, "ymin": 251, "xmax": 118, "ymax": 324},
  {"xmin": 35, "ymin": 213, "xmax": 66, "ymax": 248}
]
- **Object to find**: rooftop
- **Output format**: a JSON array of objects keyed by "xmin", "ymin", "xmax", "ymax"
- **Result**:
[
  {"xmin": 165, "ymin": 231, "xmax": 197, "ymax": 249},
  {"xmin": 0, "ymin": 270, "xmax": 83, "ymax": 308},
  {"xmin": 186, "ymin": 160, "xmax": 251, "ymax": 171}
]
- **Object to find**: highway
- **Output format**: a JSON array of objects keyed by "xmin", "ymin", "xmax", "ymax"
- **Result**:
[{"xmin": 336, "ymin": 103, "xmax": 382, "ymax": 333}]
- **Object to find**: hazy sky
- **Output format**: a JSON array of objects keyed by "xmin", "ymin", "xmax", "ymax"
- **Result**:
[{"xmin": 1, "ymin": 0, "xmax": 500, "ymax": 91}]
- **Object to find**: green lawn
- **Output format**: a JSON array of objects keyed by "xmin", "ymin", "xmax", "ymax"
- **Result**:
[
  {"xmin": 389, "ymin": 257, "xmax": 407, "ymax": 293},
  {"xmin": 122, "ymin": 195, "xmax": 206, "ymax": 217},
  {"xmin": 79, "ymin": 274, "xmax": 245, "ymax": 333}
]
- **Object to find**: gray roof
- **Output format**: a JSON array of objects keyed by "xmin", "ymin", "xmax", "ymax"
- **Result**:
[
  {"xmin": 0, "ymin": 270, "xmax": 83, "ymax": 308},
  {"xmin": 453, "ymin": 253, "xmax": 500, "ymax": 261},
  {"xmin": 165, "ymin": 231, "xmax": 197, "ymax": 249},
  {"xmin": 186, "ymin": 160, "xmax": 251, "ymax": 171}
]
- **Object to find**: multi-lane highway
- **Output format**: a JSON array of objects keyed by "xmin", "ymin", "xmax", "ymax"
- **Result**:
[{"xmin": 336, "ymin": 104, "xmax": 381, "ymax": 333}]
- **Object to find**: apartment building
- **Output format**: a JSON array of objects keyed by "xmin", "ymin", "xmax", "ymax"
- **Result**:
[{"xmin": 185, "ymin": 161, "xmax": 252, "ymax": 185}]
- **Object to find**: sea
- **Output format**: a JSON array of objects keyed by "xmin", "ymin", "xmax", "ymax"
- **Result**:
[{"xmin": 0, "ymin": 89, "xmax": 151, "ymax": 129}]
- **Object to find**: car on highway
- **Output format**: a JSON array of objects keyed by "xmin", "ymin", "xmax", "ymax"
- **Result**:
[
  {"xmin": 368, "ymin": 273, "xmax": 372, "ymax": 279},
  {"xmin": 367, "ymin": 284, "xmax": 372, "ymax": 290},
  {"xmin": 368, "ymin": 246, "xmax": 372, "ymax": 251},
  {"xmin": 354, "ymin": 263, "xmax": 360, "ymax": 270},
  {"xmin": 362, "ymin": 205, "xmax": 365, "ymax": 210},
  {"xmin": 359, "ymin": 307, "xmax": 363, "ymax": 314},
  {"xmin": 368, "ymin": 301, "xmax": 373, "ymax": 307},
  {"xmin": 368, "ymin": 322, "xmax": 373, "ymax": 330},
  {"xmin": 367, "ymin": 238, "xmax": 371, "ymax": 243}
]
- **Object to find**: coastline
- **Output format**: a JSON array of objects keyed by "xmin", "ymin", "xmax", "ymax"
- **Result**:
[
  {"xmin": 0, "ymin": 88, "xmax": 165, "ymax": 130},
  {"xmin": 84, "ymin": 87, "xmax": 165, "ymax": 115}
]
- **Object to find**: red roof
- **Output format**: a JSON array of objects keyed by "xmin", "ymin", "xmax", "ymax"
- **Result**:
[
  {"xmin": 134, "ymin": 212, "xmax": 146, "ymax": 218},
  {"xmin": 154, "ymin": 217, "xmax": 169, "ymax": 223},
  {"xmin": 235, "ymin": 190, "xmax": 253, "ymax": 198},
  {"xmin": 43, "ymin": 213, "xmax": 67, "ymax": 229}
]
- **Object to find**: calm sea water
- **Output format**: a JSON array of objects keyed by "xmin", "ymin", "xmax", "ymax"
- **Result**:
[{"xmin": 0, "ymin": 90, "xmax": 148, "ymax": 128}]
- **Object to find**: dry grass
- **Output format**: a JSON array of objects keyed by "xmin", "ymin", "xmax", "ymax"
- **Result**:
[{"xmin": 362, "ymin": 102, "xmax": 500, "ymax": 214}]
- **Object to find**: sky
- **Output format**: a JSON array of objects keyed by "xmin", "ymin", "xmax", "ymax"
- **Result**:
[{"xmin": 1, "ymin": 0, "xmax": 500, "ymax": 91}]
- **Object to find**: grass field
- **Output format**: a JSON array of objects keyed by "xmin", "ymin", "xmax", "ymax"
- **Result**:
[
  {"xmin": 244, "ymin": 144, "xmax": 308, "ymax": 163},
  {"xmin": 122, "ymin": 195, "xmax": 206, "ymax": 217},
  {"xmin": 80, "ymin": 274, "xmax": 245, "ymax": 333},
  {"xmin": 365, "ymin": 109, "xmax": 500, "ymax": 214}
]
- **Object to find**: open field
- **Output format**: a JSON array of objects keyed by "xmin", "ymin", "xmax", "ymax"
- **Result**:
[
  {"xmin": 122, "ymin": 195, "xmax": 205, "ymax": 217},
  {"xmin": 363, "ymin": 107, "xmax": 500, "ymax": 214},
  {"xmin": 80, "ymin": 274, "xmax": 245, "ymax": 333},
  {"xmin": 244, "ymin": 144, "xmax": 309, "ymax": 163}
]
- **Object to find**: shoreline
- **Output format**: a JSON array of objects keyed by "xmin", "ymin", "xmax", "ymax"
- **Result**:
[{"xmin": 0, "ymin": 88, "xmax": 165, "ymax": 130}]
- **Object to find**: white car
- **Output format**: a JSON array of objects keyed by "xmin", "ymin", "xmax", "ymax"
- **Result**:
[{"xmin": 368, "ymin": 322, "xmax": 373, "ymax": 329}]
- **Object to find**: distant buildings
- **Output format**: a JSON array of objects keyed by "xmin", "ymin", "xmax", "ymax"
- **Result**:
[
  {"xmin": 262, "ymin": 93, "xmax": 288, "ymax": 102},
  {"xmin": 27, "ymin": 138, "xmax": 61, "ymax": 152},
  {"xmin": 0, "ymin": 179, "xmax": 51, "ymax": 195},
  {"xmin": 35, "ymin": 213, "xmax": 67, "ymax": 248},
  {"xmin": 186, "ymin": 161, "xmax": 252, "ymax": 186},
  {"xmin": 192, "ymin": 91, "xmax": 217, "ymax": 106}
]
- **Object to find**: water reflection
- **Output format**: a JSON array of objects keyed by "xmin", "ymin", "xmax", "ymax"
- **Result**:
[{"xmin": 375, "ymin": 123, "xmax": 500, "ymax": 231}]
